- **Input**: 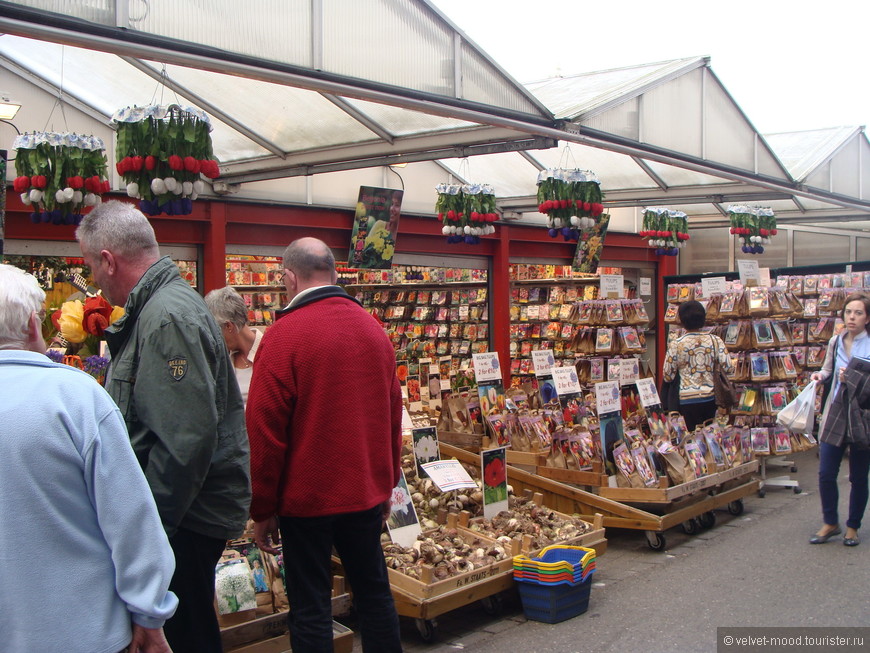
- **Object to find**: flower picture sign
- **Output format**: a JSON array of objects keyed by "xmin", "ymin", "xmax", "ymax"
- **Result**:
[
  {"xmin": 348, "ymin": 186, "xmax": 402, "ymax": 268},
  {"xmin": 481, "ymin": 447, "xmax": 508, "ymax": 519}
]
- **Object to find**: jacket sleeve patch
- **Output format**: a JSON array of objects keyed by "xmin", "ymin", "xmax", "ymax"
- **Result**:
[{"xmin": 167, "ymin": 356, "xmax": 188, "ymax": 381}]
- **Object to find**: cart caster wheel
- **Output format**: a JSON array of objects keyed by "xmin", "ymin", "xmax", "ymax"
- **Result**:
[
  {"xmin": 645, "ymin": 531, "xmax": 667, "ymax": 551},
  {"xmin": 791, "ymin": 466, "xmax": 798, "ymax": 473},
  {"xmin": 698, "ymin": 511, "xmax": 716, "ymax": 529},
  {"xmin": 480, "ymin": 593, "xmax": 503, "ymax": 615},
  {"xmin": 680, "ymin": 518, "xmax": 700, "ymax": 535},
  {"xmin": 758, "ymin": 489, "xmax": 766, "ymax": 498},
  {"xmin": 727, "ymin": 500, "xmax": 745, "ymax": 516},
  {"xmin": 794, "ymin": 486, "xmax": 802, "ymax": 494},
  {"xmin": 415, "ymin": 618, "xmax": 438, "ymax": 642}
]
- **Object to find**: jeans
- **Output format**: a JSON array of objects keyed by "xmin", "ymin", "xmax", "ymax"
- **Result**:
[
  {"xmin": 818, "ymin": 441, "xmax": 870, "ymax": 530},
  {"xmin": 163, "ymin": 528, "xmax": 227, "ymax": 653},
  {"xmin": 279, "ymin": 504, "xmax": 402, "ymax": 653}
]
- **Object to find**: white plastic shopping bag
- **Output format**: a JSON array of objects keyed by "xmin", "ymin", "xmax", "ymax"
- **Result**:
[{"xmin": 776, "ymin": 380, "xmax": 817, "ymax": 433}]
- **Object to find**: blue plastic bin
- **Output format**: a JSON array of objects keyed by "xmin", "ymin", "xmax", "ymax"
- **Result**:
[{"xmin": 516, "ymin": 576, "xmax": 593, "ymax": 624}]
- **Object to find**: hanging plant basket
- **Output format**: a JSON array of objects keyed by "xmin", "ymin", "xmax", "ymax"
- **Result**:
[
  {"xmin": 536, "ymin": 168, "xmax": 605, "ymax": 241},
  {"xmin": 435, "ymin": 182, "xmax": 497, "ymax": 244},
  {"xmin": 13, "ymin": 132, "xmax": 110, "ymax": 225},
  {"xmin": 639, "ymin": 207, "xmax": 689, "ymax": 256},
  {"xmin": 728, "ymin": 205, "xmax": 777, "ymax": 254},
  {"xmin": 113, "ymin": 104, "xmax": 219, "ymax": 217}
]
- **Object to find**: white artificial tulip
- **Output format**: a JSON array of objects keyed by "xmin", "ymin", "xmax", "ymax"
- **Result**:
[
  {"xmin": 127, "ymin": 182, "xmax": 140, "ymax": 198},
  {"xmin": 190, "ymin": 192, "xmax": 198, "ymax": 201},
  {"xmin": 93, "ymin": 195, "xmax": 102, "ymax": 205},
  {"xmin": 463, "ymin": 225, "xmax": 471, "ymax": 234},
  {"xmin": 182, "ymin": 181, "xmax": 193, "ymax": 196},
  {"xmin": 554, "ymin": 218, "xmax": 562, "ymax": 228},
  {"xmin": 83, "ymin": 192, "xmax": 96, "ymax": 206},
  {"xmin": 29, "ymin": 189, "xmax": 43, "ymax": 203},
  {"xmin": 193, "ymin": 180, "xmax": 205, "ymax": 194},
  {"xmin": 20, "ymin": 192, "xmax": 31, "ymax": 205},
  {"xmin": 648, "ymin": 239, "xmax": 655, "ymax": 247},
  {"xmin": 73, "ymin": 190, "xmax": 83, "ymax": 204},
  {"xmin": 55, "ymin": 189, "xmax": 68, "ymax": 203},
  {"xmin": 151, "ymin": 178, "xmax": 167, "ymax": 195},
  {"xmin": 63, "ymin": 187, "xmax": 75, "ymax": 200},
  {"xmin": 164, "ymin": 177, "xmax": 178, "ymax": 193},
  {"xmin": 570, "ymin": 216, "xmax": 580, "ymax": 226},
  {"xmin": 442, "ymin": 225, "xmax": 450, "ymax": 235}
]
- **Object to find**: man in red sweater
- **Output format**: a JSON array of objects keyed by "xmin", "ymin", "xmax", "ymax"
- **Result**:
[{"xmin": 247, "ymin": 237, "xmax": 403, "ymax": 653}]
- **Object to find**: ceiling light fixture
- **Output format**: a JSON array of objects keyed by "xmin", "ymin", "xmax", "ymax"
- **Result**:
[{"xmin": 0, "ymin": 95, "xmax": 21, "ymax": 120}]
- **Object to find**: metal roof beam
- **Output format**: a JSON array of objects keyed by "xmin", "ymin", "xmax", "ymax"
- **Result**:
[
  {"xmin": 0, "ymin": 53, "xmax": 113, "ymax": 128},
  {"xmin": 219, "ymin": 137, "xmax": 559, "ymax": 184},
  {"xmin": 319, "ymin": 93, "xmax": 395, "ymax": 144},
  {"xmin": 518, "ymin": 150, "xmax": 545, "ymax": 171},
  {"xmin": 119, "ymin": 56, "xmax": 287, "ymax": 159},
  {"xmin": 631, "ymin": 156, "xmax": 669, "ymax": 190}
]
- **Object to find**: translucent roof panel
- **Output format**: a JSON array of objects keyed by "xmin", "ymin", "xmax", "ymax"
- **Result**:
[
  {"xmin": 6, "ymin": 0, "xmax": 548, "ymax": 117},
  {"xmin": 525, "ymin": 58, "xmax": 703, "ymax": 120},
  {"xmin": 437, "ymin": 152, "xmax": 540, "ymax": 199},
  {"xmin": 764, "ymin": 127, "xmax": 857, "ymax": 181},
  {"xmin": 339, "ymin": 98, "xmax": 479, "ymax": 137}
]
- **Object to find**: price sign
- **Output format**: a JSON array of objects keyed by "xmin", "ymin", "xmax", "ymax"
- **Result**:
[
  {"xmin": 472, "ymin": 352, "xmax": 502, "ymax": 382},
  {"xmin": 600, "ymin": 274, "xmax": 624, "ymax": 298},
  {"xmin": 639, "ymin": 277, "xmax": 652, "ymax": 296},
  {"xmin": 701, "ymin": 276, "xmax": 727, "ymax": 296},
  {"xmin": 595, "ymin": 380, "xmax": 621, "ymax": 415},
  {"xmin": 552, "ymin": 366, "xmax": 583, "ymax": 395},
  {"xmin": 737, "ymin": 259, "xmax": 761, "ymax": 287},
  {"xmin": 636, "ymin": 377, "xmax": 661, "ymax": 408},
  {"xmin": 532, "ymin": 350, "xmax": 556, "ymax": 376}
]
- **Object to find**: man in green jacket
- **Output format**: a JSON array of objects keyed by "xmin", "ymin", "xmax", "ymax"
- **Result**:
[{"xmin": 77, "ymin": 200, "xmax": 251, "ymax": 653}]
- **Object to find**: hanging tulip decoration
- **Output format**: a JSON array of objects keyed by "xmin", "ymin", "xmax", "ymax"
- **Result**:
[{"xmin": 639, "ymin": 207, "xmax": 690, "ymax": 256}]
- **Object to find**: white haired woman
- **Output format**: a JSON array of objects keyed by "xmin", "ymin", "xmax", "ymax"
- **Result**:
[{"xmin": 205, "ymin": 286, "xmax": 262, "ymax": 404}]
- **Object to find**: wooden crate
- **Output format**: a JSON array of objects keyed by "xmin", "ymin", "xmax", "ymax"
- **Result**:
[
  {"xmin": 455, "ymin": 495, "xmax": 607, "ymax": 557},
  {"xmin": 437, "ymin": 429, "xmax": 488, "ymax": 452},
  {"xmin": 224, "ymin": 620, "xmax": 353, "ymax": 653},
  {"xmin": 221, "ymin": 577, "xmax": 351, "ymax": 652},
  {"xmin": 597, "ymin": 460, "xmax": 759, "ymax": 504}
]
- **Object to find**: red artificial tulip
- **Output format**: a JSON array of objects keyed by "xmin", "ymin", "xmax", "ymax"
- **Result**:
[
  {"xmin": 168, "ymin": 155, "xmax": 184, "ymax": 171},
  {"xmin": 13, "ymin": 176, "xmax": 30, "ymax": 192},
  {"xmin": 183, "ymin": 156, "xmax": 200, "ymax": 173},
  {"xmin": 145, "ymin": 155, "xmax": 157, "ymax": 171}
]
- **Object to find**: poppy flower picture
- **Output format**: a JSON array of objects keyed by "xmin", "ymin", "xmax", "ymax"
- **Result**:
[{"xmin": 481, "ymin": 448, "xmax": 508, "ymax": 517}]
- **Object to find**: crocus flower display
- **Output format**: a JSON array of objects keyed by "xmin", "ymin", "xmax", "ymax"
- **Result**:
[
  {"xmin": 536, "ymin": 168, "xmax": 605, "ymax": 242},
  {"xmin": 113, "ymin": 104, "xmax": 218, "ymax": 217},
  {"xmin": 13, "ymin": 132, "xmax": 110, "ymax": 226},
  {"xmin": 639, "ymin": 207, "xmax": 690, "ymax": 256},
  {"xmin": 435, "ymin": 183, "xmax": 498, "ymax": 245}
]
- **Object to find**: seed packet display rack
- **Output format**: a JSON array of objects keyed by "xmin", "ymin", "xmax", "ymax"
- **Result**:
[{"xmin": 663, "ymin": 260, "xmax": 870, "ymax": 495}]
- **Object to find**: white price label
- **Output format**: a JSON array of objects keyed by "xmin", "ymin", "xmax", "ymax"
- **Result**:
[
  {"xmin": 599, "ymin": 274, "xmax": 624, "ymax": 298},
  {"xmin": 552, "ymin": 366, "xmax": 583, "ymax": 395},
  {"xmin": 701, "ymin": 276, "xmax": 727, "ymax": 296},
  {"xmin": 595, "ymin": 380, "xmax": 621, "ymax": 415},
  {"xmin": 472, "ymin": 352, "xmax": 502, "ymax": 382},
  {"xmin": 639, "ymin": 277, "xmax": 652, "ymax": 296}
]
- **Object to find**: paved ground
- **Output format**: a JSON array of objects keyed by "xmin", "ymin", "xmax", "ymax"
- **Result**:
[{"xmin": 335, "ymin": 448, "xmax": 869, "ymax": 652}]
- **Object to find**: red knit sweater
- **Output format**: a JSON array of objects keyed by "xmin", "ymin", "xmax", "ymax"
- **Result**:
[{"xmin": 247, "ymin": 295, "xmax": 402, "ymax": 520}]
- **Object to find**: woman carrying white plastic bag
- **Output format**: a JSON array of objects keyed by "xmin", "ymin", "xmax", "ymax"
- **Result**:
[
  {"xmin": 808, "ymin": 293, "xmax": 870, "ymax": 547},
  {"xmin": 776, "ymin": 380, "xmax": 817, "ymax": 434}
]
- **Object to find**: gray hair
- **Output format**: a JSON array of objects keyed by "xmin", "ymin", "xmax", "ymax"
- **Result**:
[
  {"xmin": 204, "ymin": 286, "xmax": 248, "ymax": 330},
  {"xmin": 282, "ymin": 237, "xmax": 336, "ymax": 282},
  {"xmin": 76, "ymin": 200, "xmax": 159, "ymax": 261},
  {"xmin": 0, "ymin": 264, "xmax": 46, "ymax": 350}
]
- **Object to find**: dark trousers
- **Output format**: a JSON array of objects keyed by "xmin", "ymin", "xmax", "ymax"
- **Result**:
[
  {"xmin": 819, "ymin": 441, "xmax": 870, "ymax": 530},
  {"xmin": 279, "ymin": 504, "xmax": 402, "ymax": 653},
  {"xmin": 163, "ymin": 528, "xmax": 227, "ymax": 653},
  {"xmin": 679, "ymin": 399, "xmax": 717, "ymax": 432}
]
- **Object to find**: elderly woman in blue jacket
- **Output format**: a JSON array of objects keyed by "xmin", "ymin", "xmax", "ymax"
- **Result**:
[{"xmin": 810, "ymin": 293, "xmax": 870, "ymax": 546}]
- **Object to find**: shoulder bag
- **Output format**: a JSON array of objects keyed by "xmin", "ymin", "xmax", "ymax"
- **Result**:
[{"xmin": 710, "ymin": 335, "xmax": 737, "ymax": 409}]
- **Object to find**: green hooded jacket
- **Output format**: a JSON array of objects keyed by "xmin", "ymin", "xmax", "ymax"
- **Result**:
[{"xmin": 104, "ymin": 256, "xmax": 251, "ymax": 540}]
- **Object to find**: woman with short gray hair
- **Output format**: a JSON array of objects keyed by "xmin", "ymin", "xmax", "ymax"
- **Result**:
[{"xmin": 205, "ymin": 286, "xmax": 262, "ymax": 403}]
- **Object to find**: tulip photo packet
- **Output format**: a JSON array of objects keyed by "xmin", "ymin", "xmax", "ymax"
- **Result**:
[
  {"xmin": 751, "ymin": 427, "xmax": 771, "ymax": 454},
  {"xmin": 683, "ymin": 441, "xmax": 709, "ymax": 479},
  {"xmin": 631, "ymin": 445, "xmax": 658, "ymax": 487},
  {"xmin": 481, "ymin": 447, "xmax": 509, "ymax": 519}
]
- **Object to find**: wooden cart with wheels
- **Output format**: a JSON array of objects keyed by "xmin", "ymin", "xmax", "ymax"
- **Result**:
[{"xmin": 439, "ymin": 441, "xmax": 760, "ymax": 552}]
